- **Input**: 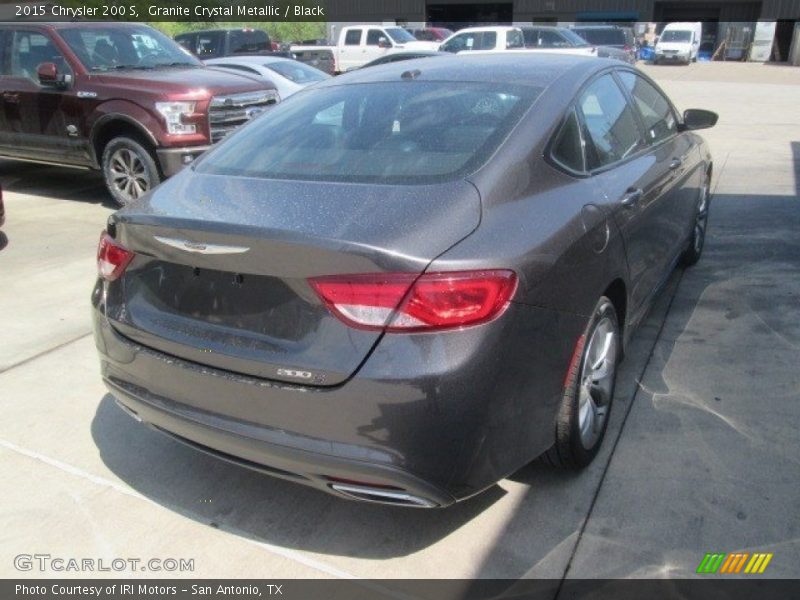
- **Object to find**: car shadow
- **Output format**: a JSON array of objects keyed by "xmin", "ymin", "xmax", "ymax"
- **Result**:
[
  {"xmin": 0, "ymin": 160, "xmax": 115, "ymax": 208},
  {"xmin": 0, "ymin": 231, "xmax": 7, "ymax": 252}
]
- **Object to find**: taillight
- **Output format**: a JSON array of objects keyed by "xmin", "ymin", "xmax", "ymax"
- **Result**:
[
  {"xmin": 97, "ymin": 231, "xmax": 134, "ymax": 281},
  {"xmin": 309, "ymin": 270, "xmax": 517, "ymax": 332}
]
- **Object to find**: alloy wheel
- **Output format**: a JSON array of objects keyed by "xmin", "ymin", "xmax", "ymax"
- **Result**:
[
  {"xmin": 109, "ymin": 148, "xmax": 150, "ymax": 204},
  {"xmin": 694, "ymin": 178, "xmax": 710, "ymax": 254},
  {"xmin": 577, "ymin": 316, "xmax": 618, "ymax": 449}
]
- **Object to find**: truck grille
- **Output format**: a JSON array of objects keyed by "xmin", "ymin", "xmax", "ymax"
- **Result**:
[{"xmin": 208, "ymin": 90, "xmax": 279, "ymax": 143}]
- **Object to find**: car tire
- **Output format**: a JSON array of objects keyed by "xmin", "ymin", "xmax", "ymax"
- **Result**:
[
  {"xmin": 544, "ymin": 296, "xmax": 620, "ymax": 469},
  {"xmin": 681, "ymin": 171, "xmax": 711, "ymax": 266},
  {"xmin": 102, "ymin": 136, "xmax": 162, "ymax": 207}
]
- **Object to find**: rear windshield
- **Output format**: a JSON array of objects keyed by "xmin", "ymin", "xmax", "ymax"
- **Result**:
[
  {"xmin": 229, "ymin": 30, "xmax": 270, "ymax": 54},
  {"xmin": 197, "ymin": 81, "xmax": 540, "ymax": 184},
  {"xmin": 574, "ymin": 28, "xmax": 626, "ymax": 46},
  {"xmin": 264, "ymin": 60, "xmax": 327, "ymax": 84}
]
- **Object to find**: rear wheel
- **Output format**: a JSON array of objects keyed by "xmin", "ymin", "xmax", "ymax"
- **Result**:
[
  {"xmin": 102, "ymin": 136, "xmax": 162, "ymax": 207},
  {"xmin": 544, "ymin": 297, "xmax": 620, "ymax": 468},
  {"xmin": 681, "ymin": 171, "xmax": 711, "ymax": 266}
]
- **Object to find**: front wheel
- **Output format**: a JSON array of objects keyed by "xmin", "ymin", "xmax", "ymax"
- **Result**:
[
  {"xmin": 102, "ymin": 136, "xmax": 162, "ymax": 207},
  {"xmin": 544, "ymin": 297, "xmax": 620, "ymax": 468},
  {"xmin": 681, "ymin": 172, "xmax": 711, "ymax": 266}
]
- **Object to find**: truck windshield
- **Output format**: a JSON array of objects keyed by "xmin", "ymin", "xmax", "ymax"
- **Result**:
[
  {"xmin": 661, "ymin": 31, "xmax": 692, "ymax": 43},
  {"xmin": 60, "ymin": 26, "xmax": 201, "ymax": 71},
  {"xmin": 196, "ymin": 81, "xmax": 540, "ymax": 184},
  {"xmin": 385, "ymin": 28, "xmax": 417, "ymax": 44}
]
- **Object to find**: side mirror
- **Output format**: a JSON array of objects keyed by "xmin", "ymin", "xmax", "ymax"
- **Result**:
[
  {"xmin": 681, "ymin": 109, "xmax": 718, "ymax": 131},
  {"xmin": 378, "ymin": 37, "xmax": 391, "ymax": 49},
  {"xmin": 37, "ymin": 62, "xmax": 69, "ymax": 88}
]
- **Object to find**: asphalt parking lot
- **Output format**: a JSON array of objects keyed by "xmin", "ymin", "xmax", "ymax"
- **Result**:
[{"xmin": 1, "ymin": 62, "xmax": 798, "ymax": 581}]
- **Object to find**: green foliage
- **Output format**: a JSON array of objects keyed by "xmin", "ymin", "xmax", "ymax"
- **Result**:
[{"xmin": 150, "ymin": 22, "xmax": 326, "ymax": 44}]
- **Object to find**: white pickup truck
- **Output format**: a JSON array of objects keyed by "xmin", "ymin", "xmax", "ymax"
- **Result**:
[{"xmin": 291, "ymin": 25, "xmax": 439, "ymax": 74}]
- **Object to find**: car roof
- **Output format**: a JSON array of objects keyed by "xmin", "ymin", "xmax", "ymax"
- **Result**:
[
  {"xmin": 315, "ymin": 53, "xmax": 615, "ymax": 89},
  {"xmin": 453, "ymin": 26, "xmax": 520, "ymax": 33}
]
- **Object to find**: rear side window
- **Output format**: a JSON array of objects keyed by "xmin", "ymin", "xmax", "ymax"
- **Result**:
[
  {"xmin": 229, "ymin": 30, "xmax": 269, "ymax": 54},
  {"xmin": 550, "ymin": 109, "xmax": 585, "ymax": 173},
  {"xmin": 578, "ymin": 74, "xmax": 645, "ymax": 169},
  {"xmin": 264, "ymin": 61, "xmax": 327, "ymax": 84},
  {"xmin": 198, "ymin": 81, "xmax": 540, "ymax": 184},
  {"xmin": 344, "ymin": 29, "xmax": 362, "ymax": 46},
  {"xmin": 9, "ymin": 30, "xmax": 71, "ymax": 81},
  {"xmin": 618, "ymin": 71, "xmax": 677, "ymax": 144}
]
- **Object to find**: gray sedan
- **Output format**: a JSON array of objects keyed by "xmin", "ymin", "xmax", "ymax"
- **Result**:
[{"xmin": 93, "ymin": 55, "xmax": 716, "ymax": 508}]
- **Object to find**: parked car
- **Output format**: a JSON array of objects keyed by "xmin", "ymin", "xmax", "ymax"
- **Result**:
[
  {"xmin": 0, "ymin": 22, "xmax": 279, "ymax": 206},
  {"xmin": 654, "ymin": 22, "xmax": 703, "ymax": 64},
  {"xmin": 93, "ymin": 54, "xmax": 716, "ymax": 508},
  {"xmin": 439, "ymin": 26, "xmax": 525, "ymax": 53},
  {"xmin": 520, "ymin": 26, "xmax": 622, "ymax": 58},
  {"xmin": 406, "ymin": 27, "xmax": 454, "ymax": 42},
  {"xmin": 205, "ymin": 56, "xmax": 329, "ymax": 99},
  {"xmin": 291, "ymin": 26, "xmax": 439, "ymax": 74},
  {"xmin": 175, "ymin": 28, "xmax": 271, "ymax": 60},
  {"xmin": 360, "ymin": 50, "xmax": 448, "ymax": 69},
  {"xmin": 571, "ymin": 25, "xmax": 637, "ymax": 64}
]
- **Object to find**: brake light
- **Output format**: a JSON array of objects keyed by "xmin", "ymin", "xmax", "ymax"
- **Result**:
[
  {"xmin": 309, "ymin": 270, "xmax": 517, "ymax": 332},
  {"xmin": 97, "ymin": 232, "xmax": 134, "ymax": 281}
]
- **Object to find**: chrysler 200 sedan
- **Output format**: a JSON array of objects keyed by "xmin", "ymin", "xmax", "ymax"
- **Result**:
[{"xmin": 92, "ymin": 54, "xmax": 716, "ymax": 508}]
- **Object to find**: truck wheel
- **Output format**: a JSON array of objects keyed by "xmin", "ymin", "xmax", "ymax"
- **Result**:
[
  {"xmin": 102, "ymin": 136, "xmax": 162, "ymax": 207},
  {"xmin": 543, "ymin": 297, "xmax": 620, "ymax": 469}
]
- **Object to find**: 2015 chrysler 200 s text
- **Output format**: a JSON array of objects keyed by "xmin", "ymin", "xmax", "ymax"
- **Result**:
[{"xmin": 92, "ymin": 55, "xmax": 716, "ymax": 508}]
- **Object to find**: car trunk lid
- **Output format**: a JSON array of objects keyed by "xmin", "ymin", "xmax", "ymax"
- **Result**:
[{"xmin": 104, "ymin": 171, "xmax": 480, "ymax": 386}]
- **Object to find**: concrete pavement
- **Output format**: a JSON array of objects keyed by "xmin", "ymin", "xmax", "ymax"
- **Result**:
[{"xmin": 0, "ymin": 62, "xmax": 798, "ymax": 583}]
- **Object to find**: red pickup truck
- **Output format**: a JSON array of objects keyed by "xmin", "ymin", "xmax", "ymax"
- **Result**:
[{"xmin": 0, "ymin": 22, "xmax": 279, "ymax": 205}]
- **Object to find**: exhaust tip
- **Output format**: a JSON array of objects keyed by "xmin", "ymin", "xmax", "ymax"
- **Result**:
[{"xmin": 329, "ymin": 483, "xmax": 438, "ymax": 508}]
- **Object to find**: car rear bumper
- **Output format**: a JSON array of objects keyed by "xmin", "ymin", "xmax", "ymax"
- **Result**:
[
  {"xmin": 156, "ymin": 146, "xmax": 210, "ymax": 177},
  {"xmin": 92, "ymin": 280, "xmax": 582, "ymax": 506}
]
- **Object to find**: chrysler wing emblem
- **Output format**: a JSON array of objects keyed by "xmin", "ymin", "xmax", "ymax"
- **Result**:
[{"xmin": 153, "ymin": 235, "xmax": 250, "ymax": 255}]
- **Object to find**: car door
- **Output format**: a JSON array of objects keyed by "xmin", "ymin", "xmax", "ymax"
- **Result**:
[
  {"xmin": 616, "ymin": 69, "xmax": 700, "ymax": 276},
  {"xmin": 338, "ymin": 28, "xmax": 363, "ymax": 71},
  {"xmin": 575, "ymin": 71, "xmax": 672, "ymax": 325},
  {"xmin": 1, "ymin": 29, "xmax": 77, "ymax": 163},
  {"xmin": 364, "ymin": 28, "xmax": 389, "ymax": 63}
]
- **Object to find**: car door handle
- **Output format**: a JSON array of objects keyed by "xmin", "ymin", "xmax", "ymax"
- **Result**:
[
  {"xmin": 620, "ymin": 188, "xmax": 643, "ymax": 208},
  {"xmin": 669, "ymin": 157, "xmax": 683, "ymax": 170},
  {"xmin": 2, "ymin": 92, "xmax": 19, "ymax": 103}
]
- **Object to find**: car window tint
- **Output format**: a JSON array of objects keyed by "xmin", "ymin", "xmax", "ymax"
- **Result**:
[
  {"xmin": 479, "ymin": 32, "xmax": 497, "ymax": 50},
  {"xmin": 551, "ymin": 109, "xmax": 585, "ymax": 173},
  {"xmin": 229, "ymin": 30, "xmax": 269, "ymax": 54},
  {"xmin": 366, "ymin": 29, "xmax": 384, "ymax": 46},
  {"xmin": 538, "ymin": 30, "xmax": 568, "ymax": 48},
  {"xmin": 344, "ymin": 29, "xmax": 362, "ymax": 46},
  {"xmin": 506, "ymin": 30, "xmax": 524, "ymax": 49},
  {"xmin": 196, "ymin": 32, "xmax": 223, "ymax": 57},
  {"xmin": 10, "ymin": 31, "xmax": 71, "ymax": 81},
  {"xmin": 578, "ymin": 74, "xmax": 645, "ymax": 169},
  {"xmin": 198, "ymin": 81, "xmax": 540, "ymax": 185},
  {"xmin": 618, "ymin": 71, "xmax": 677, "ymax": 144}
]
